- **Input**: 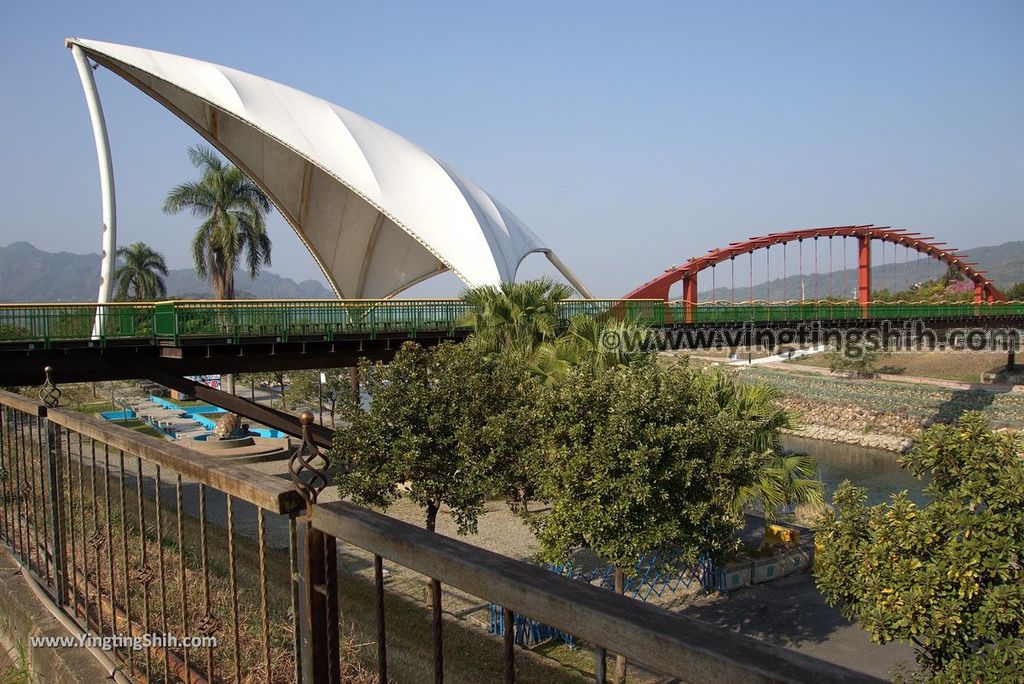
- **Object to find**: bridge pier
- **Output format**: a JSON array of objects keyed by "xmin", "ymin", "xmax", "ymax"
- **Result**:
[
  {"xmin": 857, "ymin": 235, "xmax": 871, "ymax": 319},
  {"xmin": 974, "ymin": 282, "xmax": 997, "ymax": 304},
  {"xmin": 682, "ymin": 275, "xmax": 697, "ymax": 324}
]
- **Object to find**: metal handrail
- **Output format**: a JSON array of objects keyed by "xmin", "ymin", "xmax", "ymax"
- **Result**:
[
  {"xmin": 311, "ymin": 500, "xmax": 883, "ymax": 684},
  {"xmin": 0, "ymin": 388, "xmax": 307, "ymax": 682},
  {"xmin": 0, "ymin": 390, "xmax": 302, "ymax": 515},
  {"xmin": 57, "ymin": 411, "xmax": 301, "ymax": 515}
]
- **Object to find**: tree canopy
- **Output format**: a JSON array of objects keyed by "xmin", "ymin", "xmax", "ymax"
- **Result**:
[
  {"xmin": 815, "ymin": 412, "xmax": 1024, "ymax": 681},
  {"xmin": 530, "ymin": 363, "xmax": 765, "ymax": 572},
  {"xmin": 332, "ymin": 341, "xmax": 543, "ymax": 533}
]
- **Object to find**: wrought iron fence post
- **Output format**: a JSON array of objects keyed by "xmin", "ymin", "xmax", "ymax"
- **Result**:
[
  {"xmin": 40, "ymin": 410, "xmax": 67, "ymax": 607},
  {"xmin": 290, "ymin": 411, "xmax": 340, "ymax": 684}
]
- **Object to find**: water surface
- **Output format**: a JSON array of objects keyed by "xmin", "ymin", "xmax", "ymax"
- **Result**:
[{"xmin": 782, "ymin": 434, "xmax": 930, "ymax": 506}]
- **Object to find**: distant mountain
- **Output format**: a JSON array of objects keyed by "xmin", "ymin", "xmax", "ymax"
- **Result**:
[
  {"xmin": 1, "ymin": 238, "xmax": 1020, "ymax": 303},
  {"xmin": 698, "ymin": 240, "xmax": 1024, "ymax": 300},
  {"xmin": 0, "ymin": 242, "xmax": 334, "ymax": 302}
]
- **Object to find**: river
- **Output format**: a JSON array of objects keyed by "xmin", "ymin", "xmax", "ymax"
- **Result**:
[{"xmin": 782, "ymin": 434, "xmax": 930, "ymax": 506}]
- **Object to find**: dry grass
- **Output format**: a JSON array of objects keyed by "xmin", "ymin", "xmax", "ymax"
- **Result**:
[{"xmin": 789, "ymin": 350, "xmax": 1009, "ymax": 383}]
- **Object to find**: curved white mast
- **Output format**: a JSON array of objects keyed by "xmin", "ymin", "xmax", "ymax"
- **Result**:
[
  {"xmin": 545, "ymin": 250, "xmax": 594, "ymax": 298},
  {"xmin": 68, "ymin": 41, "xmax": 116, "ymax": 338}
]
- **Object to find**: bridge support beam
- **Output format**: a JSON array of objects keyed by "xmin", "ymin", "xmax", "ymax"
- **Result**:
[
  {"xmin": 682, "ymin": 275, "xmax": 697, "ymax": 324},
  {"xmin": 973, "ymin": 283, "xmax": 996, "ymax": 304},
  {"xmin": 857, "ymin": 236, "xmax": 871, "ymax": 319}
]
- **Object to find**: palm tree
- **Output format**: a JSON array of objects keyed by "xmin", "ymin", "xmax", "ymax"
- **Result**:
[
  {"xmin": 113, "ymin": 242, "xmax": 168, "ymax": 301},
  {"xmin": 532, "ymin": 315, "xmax": 652, "ymax": 384},
  {"xmin": 459, "ymin": 277, "xmax": 574, "ymax": 362},
  {"xmin": 697, "ymin": 371, "xmax": 824, "ymax": 530},
  {"xmin": 162, "ymin": 145, "xmax": 272, "ymax": 300},
  {"xmin": 735, "ymin": 451, "xmax": 824, "ymax": 528},
  {"xmin": 698, "ymin": 372, "xmax": 794, "ymax": 453}
]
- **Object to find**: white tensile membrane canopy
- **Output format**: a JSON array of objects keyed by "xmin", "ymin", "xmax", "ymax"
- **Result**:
[{"xmin": 67, "ymin": 38, "xmax": 591, "ymax": 299}]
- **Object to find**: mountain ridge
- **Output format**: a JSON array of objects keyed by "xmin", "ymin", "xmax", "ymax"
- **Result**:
[{"xmin": 0, "ymin": 241, "xmax": 335, "ymax": 302}]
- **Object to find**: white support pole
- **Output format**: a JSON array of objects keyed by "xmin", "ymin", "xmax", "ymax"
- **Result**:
[
  {"xmin": 544, "ymin": 250, "xmax": 594, "ymax": 299},
  {"xmin": 69, "ymin": 42, "xmax": 117, "ymax": 339}
]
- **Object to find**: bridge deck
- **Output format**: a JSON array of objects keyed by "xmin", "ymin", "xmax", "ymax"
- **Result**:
[{"xmin": 1, "ymin": 299, "xmax": 1022, "ymax": 350}]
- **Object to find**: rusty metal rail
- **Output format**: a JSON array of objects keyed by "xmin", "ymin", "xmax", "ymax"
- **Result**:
[{"xmin": 0, "ymin": 389, "xmax": 304, "ymax": 683}]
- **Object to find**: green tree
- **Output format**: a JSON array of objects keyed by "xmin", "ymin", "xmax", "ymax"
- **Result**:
[
  {"xmin": 163, "ymin": 145, "xmax": 273, "ymax": 300},
  {"xmin": 736, "ymin": 452, "xmax": 823, "ymax": 527},
  {"xmin": 532, "ymin": 363, "xmax": 764, "ymax": 682},
  {"xmin": 1004, "ymin": 281, "xmax": 1024, "ymax": 301},
  {"xmin": 332, "ymin": 341, "xmax": 526, "ymax": 533},
  {"xmin": 825, "ymin": 342, "xmax": 881, "ymax": 377},
  {"xmin": 815, "ymin": 412, "xmax": 1024, "ymax": 681},
  {"xmin": 286, "ymin": 369, "xmax": 354, "ymax": 425},
  {"xmin": 460, "ymin": 278, "xmax": 574, "ymax": 363},
  {"xmin": 235, "ymin": 371, "xmax": 286, "ymax": 407},
  {"xmin": 461, "ymin": 352, "xmax": 547, "ymax": 514},
  {"xmin": 113, "ymin": 242, "xmax": 168, "ymax": 301}
]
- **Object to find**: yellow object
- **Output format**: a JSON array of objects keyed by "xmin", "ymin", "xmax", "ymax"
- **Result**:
[{"xmin": 764, "ymin": 524, "xmax": 799, "ymax": 546}]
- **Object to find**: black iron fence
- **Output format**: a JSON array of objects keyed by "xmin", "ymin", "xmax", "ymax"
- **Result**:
[{"xmin": 0, "ymin": 390, "xmax": 882, "ymax": 683}]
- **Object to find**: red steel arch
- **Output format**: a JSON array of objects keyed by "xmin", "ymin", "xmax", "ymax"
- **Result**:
[{"xmin": 624, "ymin": 224, "xmax": 1005, "ymax": 319}]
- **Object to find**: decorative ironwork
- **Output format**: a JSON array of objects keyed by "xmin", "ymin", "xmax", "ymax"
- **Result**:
[
  {"xmin": 196, "ymin": 613, "xmax": 221, "ymax": 636},
  {"xmin": 289, "ymin": 412, "xmax": 329, "ymax": 505},
  {"xmin": 38, "ymin": 366, "xmax": 60, "ymax": 408},
  {"xmin": 131, "ymin": 565, "xmax": 156, "ymax": 584},
  {"xmin": 88, "ymin": 530, "xmax": 106, "ymax": 550}
]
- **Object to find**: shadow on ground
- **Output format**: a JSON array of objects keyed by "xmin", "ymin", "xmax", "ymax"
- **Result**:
[
  {"xmin": 932, "ymin": 386, "xmax": 1006, "ymax": 424},
  {"xmin": 681, "ymin": 572, "xmax": 915, "ymax": 679}
]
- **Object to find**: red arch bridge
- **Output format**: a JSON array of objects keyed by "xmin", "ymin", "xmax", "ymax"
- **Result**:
[{"xmin": 624, "ymin": 224, "xmax": 1007, "ymax": 322}]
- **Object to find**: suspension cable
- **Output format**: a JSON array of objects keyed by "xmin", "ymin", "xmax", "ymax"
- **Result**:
[
  {"xmin": 828, "ymin": 237, "xmax": 833, "ymax": 299},
  {"xmin": 799, "ymin": 239, "xmax": 804, "ymax": 302},
  {"xmin": 813, "ymin": 238, "xmax": 818, "ymax": 299},
  {"xmin": 783, "ymin": 242, "xmax": 788, "ymax": 302},
  {"xmin": 843, "ymin": 237, "xmax": 848, "ymax": 300}
]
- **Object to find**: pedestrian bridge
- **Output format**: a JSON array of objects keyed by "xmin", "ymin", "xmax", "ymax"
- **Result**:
[{"xmin": 1, "ymin": 299, "xmax": 1023, "ymax": 350}]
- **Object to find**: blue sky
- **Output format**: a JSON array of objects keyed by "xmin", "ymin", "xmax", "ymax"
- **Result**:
[{"xmin": 1, "ymin": 1, "xmax": 1021, "ymax": 296}]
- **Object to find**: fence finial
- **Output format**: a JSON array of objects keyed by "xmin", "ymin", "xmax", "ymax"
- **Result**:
[
  {"xmin": 289, "ymin": 411, "xmax": 329, "ymax": 505},
  {"xmin": 38, "ymin": 366, "xmax": 61, "ymax": 408}
]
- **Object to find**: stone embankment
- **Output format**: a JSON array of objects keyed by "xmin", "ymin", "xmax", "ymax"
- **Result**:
[
  {"xmin": 779, "ymin": 396, "xmax": 921, "ymax": 453},
  {"xmin": 730, "ymin": 366, "xmax": 1024, "ymax": 454}
]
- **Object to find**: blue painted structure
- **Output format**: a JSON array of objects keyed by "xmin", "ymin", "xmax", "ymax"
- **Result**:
[{"xmin": 99, "ymin": 409, "xmax": 136, "ymax": 421}]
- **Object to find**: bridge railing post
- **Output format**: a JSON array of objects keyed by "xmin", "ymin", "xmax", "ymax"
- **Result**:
[{"xmin": 289, "ymin": 411, "xmax": 340, "ymax": 683}]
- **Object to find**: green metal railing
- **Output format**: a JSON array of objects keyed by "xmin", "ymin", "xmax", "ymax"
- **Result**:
[{"xmin": 0, "ymin": 299, "xmax": 1022, "ymax": 348}]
